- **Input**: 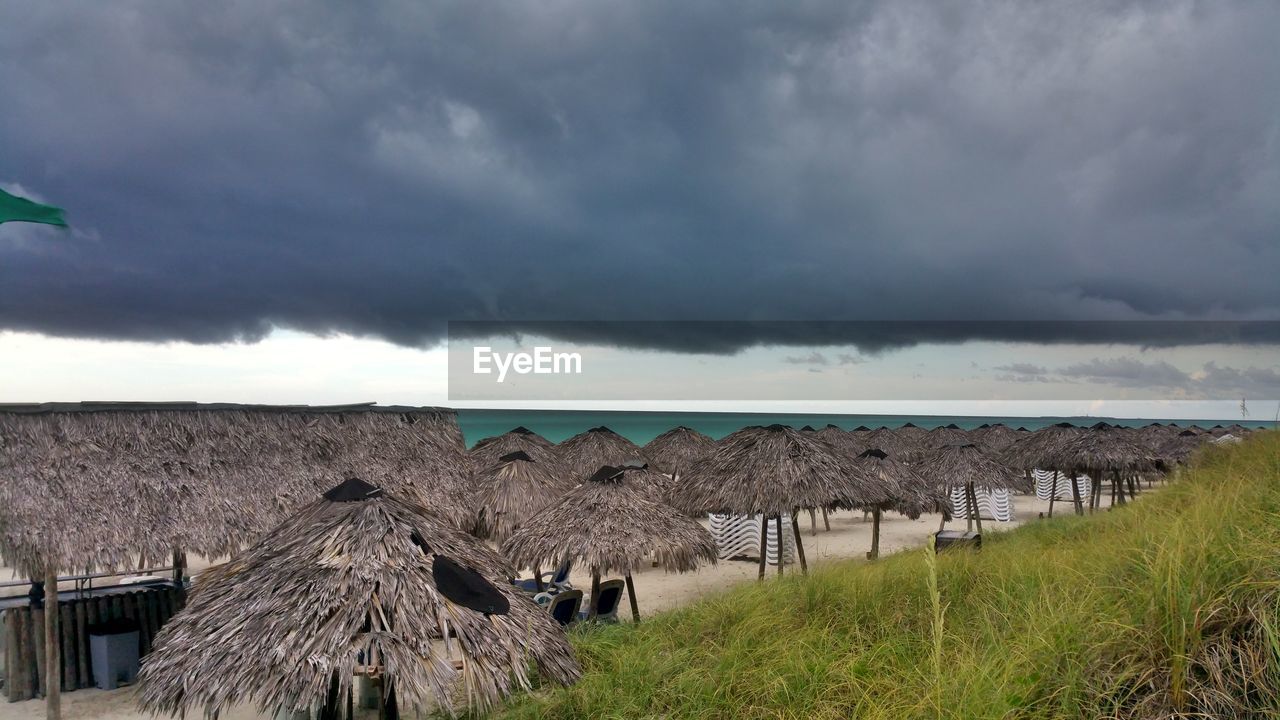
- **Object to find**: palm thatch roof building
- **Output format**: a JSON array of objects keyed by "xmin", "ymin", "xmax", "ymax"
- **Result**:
[
  {"xmin": 642, "ymin": 426, "xmax": 716, "ymax": 477},
  {"xmin": 0, "ymin": 403, "xmax": 473, "ymax": 577},
  {"xmin": 669, "ymin": 424, "xmax": 877, "ymax": 577},
  {"xmin": 502, "ymin": 464, "xmax": 715, "ymax": 622},
  {"xmin": 138, "ymin": 478, "xmax": 579, "ymax": 718},
  {"xmin": 556, "ymin": 426, "xmax": 650, "ymax": 484}
]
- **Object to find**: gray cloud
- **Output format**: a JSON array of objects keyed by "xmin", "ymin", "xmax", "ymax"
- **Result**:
[
  {"xmin": 993, "ymin": 363, "xmax": 1048, "ymax": 376},
  {"xmin": 2, "ymin": 1, "xmax": 1279, "ymax": 352},
  {"xmin": 1058, "ymin": 357, "xmax": 1190, "ymax": 388},
  {"xmin": 784, "ymin": 351, "xmax": 830, "ymax": 365}
]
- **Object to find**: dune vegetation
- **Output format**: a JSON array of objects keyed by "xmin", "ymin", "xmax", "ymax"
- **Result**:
[{"xmin": 486, "ymin": 432, "xmax": 1280, "ymax": 719}]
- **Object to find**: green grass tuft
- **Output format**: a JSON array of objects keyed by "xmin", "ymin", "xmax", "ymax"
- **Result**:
[{"xmin": 485, "ymin": 433, "xmax": 1280, "ymax": 719}]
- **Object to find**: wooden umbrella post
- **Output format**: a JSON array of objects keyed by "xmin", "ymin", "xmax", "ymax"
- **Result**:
[
  {"xmin": 966, "ymin": 488, "xmax": 974, "ymax": 532},
  {"xmin": 775, "ymin": 515, "xmax": 784, "ymax": 576},
  {"xmin": 867, "ymin": 507, "xmax": 882, "ymax": 560},
  {"xmin": 821, "ymin": 507, "xmax": 831, "ymax": 531},
  {"xmin": 43, "ymin": 565, "xmax": 60, "ymax": 720},
  {"xmin": 1048, "ymin": 471, "xmax": 1058, "ymax": 517},
  {"xmin": 588, "ymin": 570, "xmax": 602, "ymax": 620},
  {"xmin": 809, "ymin": 508, "xmax": 817, "ymax": 537},
  {"xmin": 967, "ymin": 483, "xmax": 983, "ymax": 535},
  {"xmin": 624, "ymin": 574, "xmax": 641, "ymax": 622},
  {"xmin": 532, "ymin": 564, "xmax": 545, "ymax": 593},
  {"xmin": 789, "ymin": 511, "xmax": 808, "ymax": 574},
  {"xmin": 757, "ymin": 515, "xmax": 768, "ymax": 581},
  {"xmin": 1069, "ymin": 471, "xmax": 1084, "ymax": 515}
]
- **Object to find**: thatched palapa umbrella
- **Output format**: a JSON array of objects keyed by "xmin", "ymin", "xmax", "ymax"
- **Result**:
[
  {"xmin": 1052, "ymin": 430, "xmax": 1155, "ymax": 511},
  {"xmin": 471, "ymin": 426, "xmax": 556, "ymax": 462},
  {"xmin": 138, "ymin": 478, "xmax": 580, "ymax": 719},
  {"xmin": 502, "ymin": 464, "xmax": 715, "ymax": 622},
  {"xmin": 469, "ymin": 451, "xmax": 566, "ymax": 591},
  {"xmin": 839, "ymin": 448, "xmax": 947, "ymax": 560},
  {"xmin": 1002, "ymin": 422, "xmax": 1087, "ymax": 516},
  {"xmin": 915, "ymin": 443, "xmax": 1030, "ymax": 536},
  {"xmin": 1157, "ymin": 429, "xmax": 1211, "ymax": 465},
  {"xmin": 969, "ymin": 423, "xmax": 1021, "ymax": 453},
  {"xmin": 669, "ymin": 424, "xmax": 871, "ymax": 577},
  {"xmin": 557, "ymin": 426, "xmax": 650, "ymax": 482},
  {"xmin": 642, "ymin": 425, "xmax": 715, "ymax": 478}
]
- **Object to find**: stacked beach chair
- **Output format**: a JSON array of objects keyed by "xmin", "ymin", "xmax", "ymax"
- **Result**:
[
  {"xmin": 1033, "ymin": 469, "xmax": 1090, "ymax": 501},
  {"xmin": 708, "ymin": 514, "xmax": 795, "ymax": 565},
  {"xmin": 948, "ymin": 487, "xmax": 1014, "ymax": 522}
]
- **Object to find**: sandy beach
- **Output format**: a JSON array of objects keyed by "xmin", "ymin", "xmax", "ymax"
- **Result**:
[{"xmin": 0, "ymin": 494, "xmax": 1058, "ymax": 720}]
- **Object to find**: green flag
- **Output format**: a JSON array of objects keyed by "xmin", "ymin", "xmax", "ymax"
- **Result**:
[{"xmin": 0, "ymin": 188, "xmax": 67, "ymax": 227}]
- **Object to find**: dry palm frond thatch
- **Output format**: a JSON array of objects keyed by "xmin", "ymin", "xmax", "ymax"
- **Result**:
[
  {"xmin": 669, "ymin": 424, "xmax": 862, "ymax": 518},
  {"xmin": 556, "ymin": 426, "xmax": 649, "ymax": 484},
  {"xmin": 469, "ymin": 451, "xmax": 567, "ymax": 543},
  {"xmin": 0, "ymin": 403, "xmax": 473, "ymax": 576},
  {"xmin": 968, "ymin": 423, "xmax": 1022, "ymax": 453},
  {"xmin": 137, "ymin": 478, "xmax": 580, "ymax": 719},
  {"xmin": 471, "ymin": 427, "xmax": 558, "ymax": 463},
  {"xmin": 1000, "ymin": 422, "xmax": 1085, "ymax": 471},
  {"xmin": 914, "ymin": 443, "xmax": 1031, "ymax": 494},
  {"xmin": 1052, "ymin": 431, "xmax": 1156, "ymax": 474},
  {"xmin": 642, "ymin": 426, "xmax": 716, "ymax": 476}
]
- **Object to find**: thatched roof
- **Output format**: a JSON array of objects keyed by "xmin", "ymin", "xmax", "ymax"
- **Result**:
[
  {"xmin": 894, "ymin": 422, "xmax": 929, "ymax": 440},
  {"xmin": 469, "ymin": 451, "xmax": 566, "ymax": 544},
  {"xmin": 668, "ymin": 424, "xmax": 860, "ymax": 517},
  {"xmin": 137, "ymin": 479, "xmax": 579, "ymax": 718},
  {"xmin": 815, "ymin": 425, "xmax": 867, "ymax": 457},
  {"xmin": 642, "ymin": 426, "xmax": 716, "ymax": 474},
  {"xmin": 1051, "ymin": 431, "xmax": 1157, "ymax": 473},
  {"xmin": 1156, "ymin": 429, "xmax": 1211, "ymax": 463},
  {"xmin": 0, "ymin": 403, "xmax": 473, "ymax": 576},
  {"xmin": 1000, "ymin": 423, "xmax": 1086, "ymax": 470},
  {"xmin": 502, "ymin": 465, "xmax": 716, "ymax": 576},
  {"xmin": 914, "ymin": 443, "xmax": 1031, "ymax": 493},
  {"xmin": 839, "ymin": 449, "xmax": 947, "ymax": 519},
  {"xmin": 968, "ymin": 423, "xmax": 1022, "ymax": 452},
  {"xmin": 922, "ymin": 425, "xmax": 970, "ymax": 449},
  {"xmin": 556, "ymin": 426, "xmax": 649, "ymax": 484},
  {"xmin": 471, "ymin": 426, "xmax": 555, "ymax": 457},
  {"xmin": 858, "ymin": 427, "xmax": 918, "ymax": 458},
  {"xmin": 468, "ymin": 428, "xmax": 570, "ymax": 486}
]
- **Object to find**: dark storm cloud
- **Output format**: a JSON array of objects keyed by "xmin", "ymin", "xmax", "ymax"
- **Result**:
[{"xmin": 2, "ymin": 1, "xmax": 1279, "ymax": 352}]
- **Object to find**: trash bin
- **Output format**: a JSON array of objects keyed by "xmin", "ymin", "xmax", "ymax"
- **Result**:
[
  {"xmin": 934, "ymin": 530, "xmax": 981, "ymax": 552},
  {"xmin": 88, "ymin": 618, "xmax": 140, "ymax": 690}
]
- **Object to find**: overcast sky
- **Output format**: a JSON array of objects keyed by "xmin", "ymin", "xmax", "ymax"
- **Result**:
[{"xmin": 1, "ymin": 1, "xmax": 1278, "ymax": 414}]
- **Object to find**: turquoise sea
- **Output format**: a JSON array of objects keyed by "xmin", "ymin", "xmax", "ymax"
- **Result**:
[{"xmin": 454, "ymin": 409, "xmax": 1268, "ymax": 448}]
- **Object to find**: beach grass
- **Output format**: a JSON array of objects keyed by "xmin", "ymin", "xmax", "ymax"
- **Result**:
[{"xmin": 483, "ymin": 432, "xmax": 1280, "ymax": 719}]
